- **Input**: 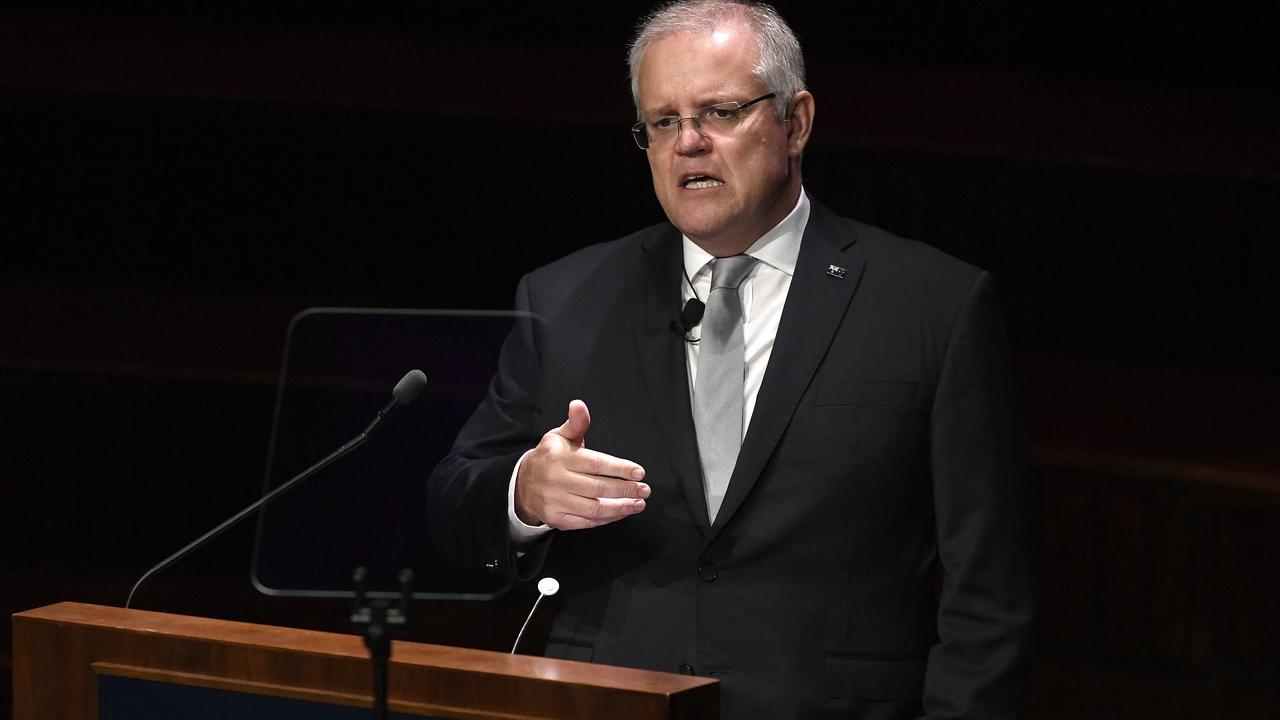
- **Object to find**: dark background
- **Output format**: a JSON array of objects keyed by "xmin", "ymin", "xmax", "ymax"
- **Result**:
[{"xmin": 2, "ymin": 2, "xmax": 1278, "ymax": 718}]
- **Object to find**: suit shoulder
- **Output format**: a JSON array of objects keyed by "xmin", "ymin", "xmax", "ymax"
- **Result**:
[
  {"xmin": 526, "ymin": 222, "xmax": 670, "ymax": 283},
  {"xmin": 516, "ymin": 221, "xmax": 674, "ymax": 313},
  {"xmin": 812, "ymin": 207, "xmax": 994, "ymax": 324},
  {"xmin": 844, "ymin": 217, "xmax": 984, "ymax": 284}
]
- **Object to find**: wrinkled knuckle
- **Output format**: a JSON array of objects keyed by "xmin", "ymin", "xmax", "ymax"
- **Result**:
[
  {"xmin": 592, "ymin": 478, "xmax": 611, "ymax": 498},
  {"xmin": 586, "ymin": 455, "xmax": 606, "ymax": 476},
  {"xmin": 538, "ymin": 435, "xmax": 560, "ymax": 455}
]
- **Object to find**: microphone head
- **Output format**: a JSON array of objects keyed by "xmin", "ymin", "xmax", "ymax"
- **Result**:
[
  {"xmin": 537, "ymin": 577, "xmax": 560, "ymax": 597},
  {"xmin": 393, "ymin": 369, "xmax": 428, "ymax": 405},
  {"xmin": 680, "ymin": 298, "xmax": 705, "ymax": 330}
]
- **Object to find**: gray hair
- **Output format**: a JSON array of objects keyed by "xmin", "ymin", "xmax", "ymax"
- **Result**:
[{"xmin": 628, "ymin": 0, "xmax": 806, "ymax": 120}]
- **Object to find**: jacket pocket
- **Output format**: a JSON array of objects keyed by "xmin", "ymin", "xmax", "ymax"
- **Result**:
[
  {"xmin": 825, "ymin": 655, "xmax": 926, "ymax": 700},
  {"xmin": 545, "ymin": 638, "xmax": 594, "ymax": 663},
  {"xmin": 814, "ymin": 380, "xmax": 918, "ymax": 409}
]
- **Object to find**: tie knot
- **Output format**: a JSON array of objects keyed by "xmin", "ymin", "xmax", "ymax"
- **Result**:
[{"xmin": 710, "ymin": 254, "xmax": 757, "ymax": 291}]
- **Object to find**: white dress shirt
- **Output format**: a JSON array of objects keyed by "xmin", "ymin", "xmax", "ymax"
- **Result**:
[{"xmin": 508, "ymin": 189, "xmax": 811, "ymax": 541}]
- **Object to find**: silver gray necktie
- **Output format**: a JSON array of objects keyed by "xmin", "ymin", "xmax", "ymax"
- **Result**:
[{"xmin": 692, "ymin": 254, "xmax": 757, "ymax": 523}]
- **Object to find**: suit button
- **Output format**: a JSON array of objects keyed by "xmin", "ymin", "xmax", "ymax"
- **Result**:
[
  {"xmin": 678, "ymin": 663, "xmax": 695, "ymax": 675},
  {"xmin": 697, "ymin": 563, "xmax": 718, "ymax": 582}
]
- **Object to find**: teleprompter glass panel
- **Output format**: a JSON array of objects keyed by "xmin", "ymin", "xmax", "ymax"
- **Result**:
[{"xmin": 251, "ymin": 308, "xmax": 534, "ymax": 600}]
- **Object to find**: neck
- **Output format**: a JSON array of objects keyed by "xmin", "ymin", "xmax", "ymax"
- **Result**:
[{"xmin": 691, "ymin": 236, "xmax": 755, "ymax": 258}]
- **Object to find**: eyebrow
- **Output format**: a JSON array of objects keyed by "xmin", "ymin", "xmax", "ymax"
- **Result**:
[{"xmin": 645, "ymin": 95, "xmax": 739, "ymax": 118}]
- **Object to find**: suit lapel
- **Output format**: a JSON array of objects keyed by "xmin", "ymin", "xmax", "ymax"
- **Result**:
[
  {"xmin": 706, "ymin": 202, "xmax": 866, "ymax": 542},
  {"xmin": 629, "ymin": 226, "xmax": 712, "ymax": 532}
]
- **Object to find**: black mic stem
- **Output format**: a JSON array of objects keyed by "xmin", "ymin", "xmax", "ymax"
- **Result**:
[{"xmin": 124, "ymin": 369, "xmax": 427, "ymax": 609}]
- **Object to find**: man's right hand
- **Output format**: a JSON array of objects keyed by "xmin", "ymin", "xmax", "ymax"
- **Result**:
[{"xmin": 515, "ymin": 399, "xmax": 649, "ymax": 530}]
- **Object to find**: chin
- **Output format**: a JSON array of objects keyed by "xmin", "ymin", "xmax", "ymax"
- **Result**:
[
  {"xmin": 668, "ymin": 208, "xmax": 733, "ymax": 242},
  {"xmin": 677, "ymin": 223, "xmax": 729, "ymax": 246}
]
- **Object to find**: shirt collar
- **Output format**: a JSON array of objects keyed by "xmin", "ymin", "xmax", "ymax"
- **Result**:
[{"xmin": 682, "ymin": 187, "xmax": 810, "ymax": 281}]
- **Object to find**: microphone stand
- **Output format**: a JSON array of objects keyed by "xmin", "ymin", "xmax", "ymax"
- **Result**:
[{"xmin": 351, "ymin": 567, "xmax": 414, "ymax": 720}]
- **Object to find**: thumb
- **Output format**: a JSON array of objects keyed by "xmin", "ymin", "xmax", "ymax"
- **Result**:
[{"xmin": 554, "ymin": 399, "xmax": 591, "ymax": 445}]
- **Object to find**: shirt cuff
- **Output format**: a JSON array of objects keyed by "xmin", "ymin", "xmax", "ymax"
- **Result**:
[{"xmin": 508, "ymin": 449, "xmax": 553, "ymax": 544}]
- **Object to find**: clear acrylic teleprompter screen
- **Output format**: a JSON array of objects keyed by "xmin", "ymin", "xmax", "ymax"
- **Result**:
[{"xmin": 251, "ymin": 308, "xmax": 534, "ymax": 600}]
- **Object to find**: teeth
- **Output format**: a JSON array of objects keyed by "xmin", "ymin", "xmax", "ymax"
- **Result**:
[{"xmin": 684, "ymin": 177, "xmax": 724, "ymax": 189}]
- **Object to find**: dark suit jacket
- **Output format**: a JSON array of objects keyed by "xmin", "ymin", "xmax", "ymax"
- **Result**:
[{"xmin": 427, "ymin": 201, "xmax": 1038, "ymax": 719}]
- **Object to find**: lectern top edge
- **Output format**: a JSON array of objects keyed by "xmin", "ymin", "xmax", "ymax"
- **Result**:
[{"xmin": 14, "ymin": 602, "xmax": 717, "ymax": 695}]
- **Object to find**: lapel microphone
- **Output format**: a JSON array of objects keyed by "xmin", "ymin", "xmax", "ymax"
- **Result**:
[
  {"xmin": 670, "ymin": 264, "xmax": 705, "ymax": 342},
  {"xmin": 678, "ymin": 298, "xmax": 705, "ymax": 333},
  {"xmin": 670, "ymin": 297, "xmax": 704, "ymax": 341}
]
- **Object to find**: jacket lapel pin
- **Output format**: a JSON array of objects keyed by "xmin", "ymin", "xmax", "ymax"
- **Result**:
[{"xmin": 826, "ymin": 264, "xmax": 848, "ymax": 279}]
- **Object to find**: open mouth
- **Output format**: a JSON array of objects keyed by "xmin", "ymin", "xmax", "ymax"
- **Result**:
[{"xmin": 682, "ymin": 174, "xmax": 725, "ymax": 190}]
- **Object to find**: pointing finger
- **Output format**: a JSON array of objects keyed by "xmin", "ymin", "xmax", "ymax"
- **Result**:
[{"xmin": 566, "ymin": 447, "xmax": 646, "ymax": 482}]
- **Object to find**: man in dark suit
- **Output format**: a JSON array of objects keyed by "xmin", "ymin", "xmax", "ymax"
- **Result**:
[{"xmin": 428, "ymin": 1, "xmax": 1038, "ymax": 717}]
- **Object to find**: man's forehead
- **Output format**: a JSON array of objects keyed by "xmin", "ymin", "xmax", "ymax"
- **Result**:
[
  {"xmin": 647, "ymin": 21, "xmax": 753, "ymax": 58},
  {"xmin": 638, "ymin": 26, "xmax": 759, "ymax": 111}
]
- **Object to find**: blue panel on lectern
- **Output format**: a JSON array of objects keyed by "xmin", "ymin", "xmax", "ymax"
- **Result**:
[{"xmin": 99, "ymin": 675, "xmax": 448, "ymax": 720}]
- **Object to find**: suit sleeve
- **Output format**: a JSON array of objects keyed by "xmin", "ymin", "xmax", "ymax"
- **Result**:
[
  {"xmin": 923, "ymin": 271, "xmax": 1040, "ymax": 719},
  {"xmin": 426, "ymin": 275, "xmax": 553, "ymax": 583}
]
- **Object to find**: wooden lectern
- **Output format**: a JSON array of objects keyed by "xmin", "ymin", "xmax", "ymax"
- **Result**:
[{"xmin": 12, "ymin": 602, "xmax": 716, "ymax": 719}]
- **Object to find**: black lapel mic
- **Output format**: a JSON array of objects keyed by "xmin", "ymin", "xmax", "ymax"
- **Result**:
[
  {"xmin": 675, "ymin": 298, "xmax": 705, "ymax": 336},
  {"xmin": 670, "ymin": 262, "xmax": 706, "ymax": 341},
  {"xmin": 124, "ymin": 369, "xmax": 429, "ymax": 609}
]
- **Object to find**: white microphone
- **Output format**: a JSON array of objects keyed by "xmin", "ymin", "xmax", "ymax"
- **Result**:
[
  {"xmin": 511, "ymin": 577, "xmax": 560, "ymax": 654},
  {"xmin": 537, "ymin": 577, "xmax": 560, "ymax": 596}
]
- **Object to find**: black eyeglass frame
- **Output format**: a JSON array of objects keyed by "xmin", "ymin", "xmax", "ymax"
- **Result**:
[{"xmin": 630, "ymin": 92, "xmax": 778, "ymax": 150}]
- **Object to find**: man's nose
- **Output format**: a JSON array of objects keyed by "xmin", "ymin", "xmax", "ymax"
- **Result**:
[{"xmin": 674, "ymin": 118, "xmax": 710, "ymax": 154}]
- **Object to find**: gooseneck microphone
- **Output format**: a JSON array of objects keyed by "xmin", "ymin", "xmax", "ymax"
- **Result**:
[
  {"xmin": 511, "ymin": 577, "xmax": 560, "ymax": 654},
  {"xmin": 124, "ymin": 369, "xmax": 429, "ymax": 609}
]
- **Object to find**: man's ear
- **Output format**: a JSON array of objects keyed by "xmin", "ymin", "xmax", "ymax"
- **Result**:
[{"xmin": 785, "ymin": 90, "xmax": 814, "ymax": 158}]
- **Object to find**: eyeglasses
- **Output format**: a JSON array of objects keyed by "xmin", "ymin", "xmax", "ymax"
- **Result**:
[{"xmin": 630, "ymin": 93, "xmax": 777, "ymax": 150}]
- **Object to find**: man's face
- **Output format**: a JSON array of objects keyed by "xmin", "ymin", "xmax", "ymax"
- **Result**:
[{"xmin": 636, "ymin": 23, "xmax": 809, "ymax": 256}]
